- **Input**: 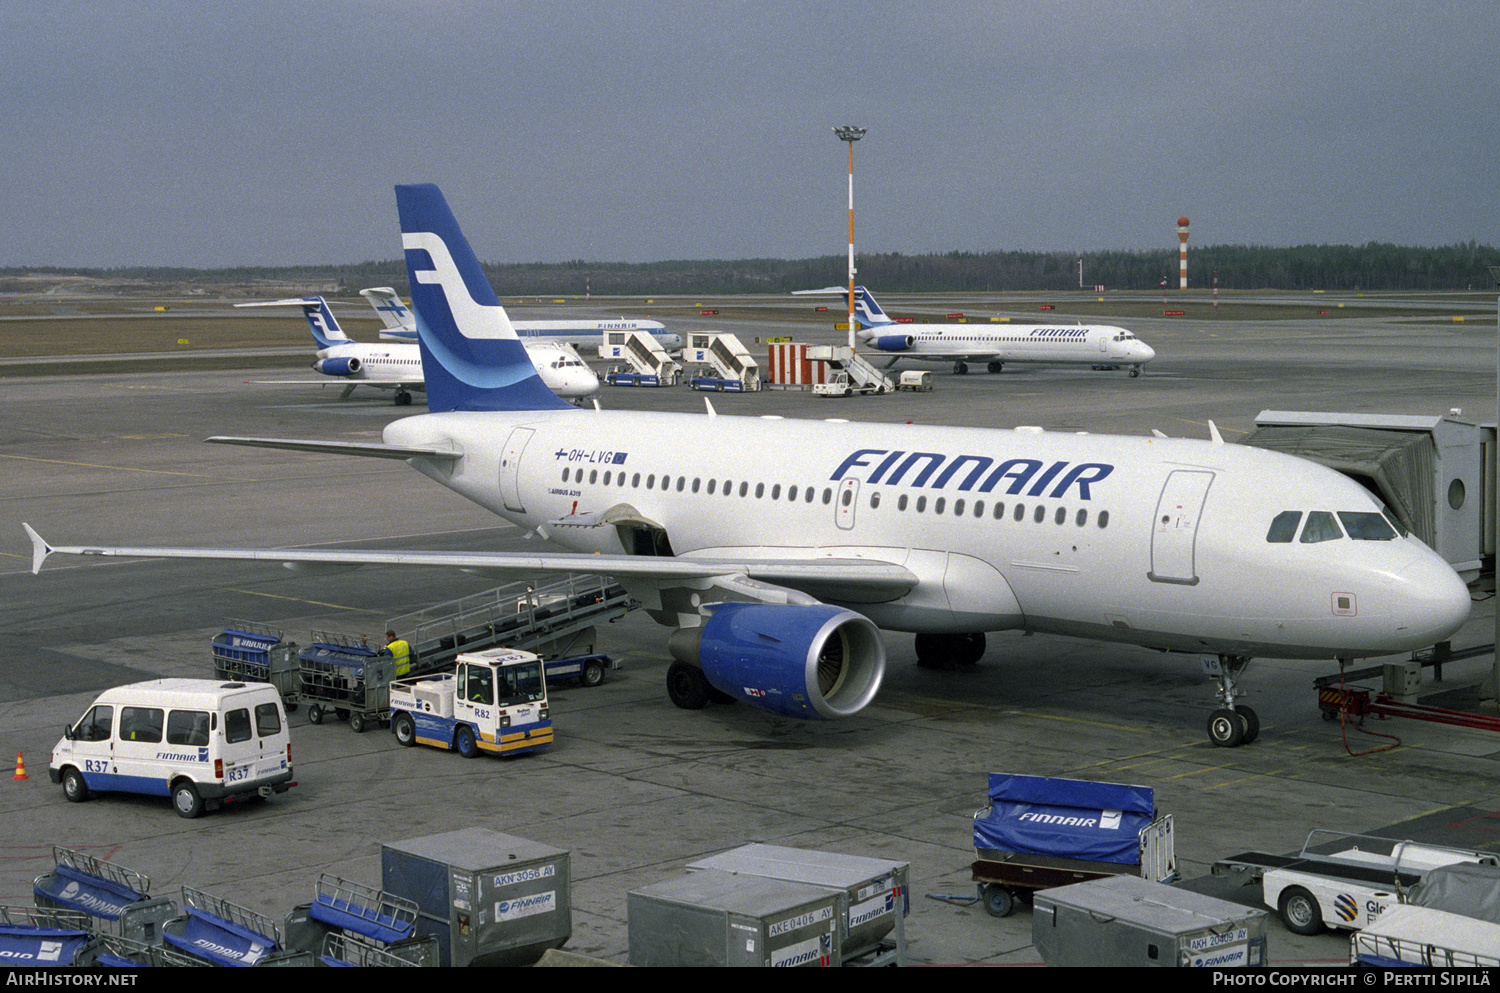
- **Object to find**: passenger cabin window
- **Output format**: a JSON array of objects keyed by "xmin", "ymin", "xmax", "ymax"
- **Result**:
[
  {"xmin": 1300, "ymin": 511, "xmax": 1343, "ymax": 543},
  {"xmin": 167, "ymin": 710, "xmax": 211, "ymax": 746},
  {"xmin": 1266, "ymin": 511, "xmax": 1302, "ymax": 543},
  {"xmin": 120, "ymin": 706, "xmax": 163, "ymax": 743}
]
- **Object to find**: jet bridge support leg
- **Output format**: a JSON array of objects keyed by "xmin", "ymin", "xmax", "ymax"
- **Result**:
[{"xmin": 1206, "ymin": 653, "xmax": 1260, "ymax": 747}]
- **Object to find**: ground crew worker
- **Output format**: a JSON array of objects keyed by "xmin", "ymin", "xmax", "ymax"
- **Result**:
[{"xmin": 385, "ymin": 630, "xmax": 411, "ymax": 677}]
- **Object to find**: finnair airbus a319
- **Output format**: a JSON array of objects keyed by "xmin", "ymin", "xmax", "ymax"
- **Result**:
[
  {"xmin": 26, "ymin": 185, "xmax": 1470, "ymax": 747},
  {"xmin": 810, "ymin": 285, "xmax": 1155, "ymax": 377}
]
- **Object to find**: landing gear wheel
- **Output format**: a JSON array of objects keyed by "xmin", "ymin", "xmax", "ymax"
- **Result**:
[
  {"xmin": 666, "ymin": 662, "xmax": 712, "ymax": 710},
  {"xmin": 981, "ymin": 884, "xmax": 1015, "ymax": 918},
  {"xmin": 172, "ymin": 781, "xmax": 204, "ymax": 819},
  {"xmin": 1278, "ymin": 886, "xmax": 1324, "ymax": 935},
  {"xmin": 62, "ymin": 768, "xmax": 89, "ymax": 803},
  {"xmin": 954, "ymin": 361, "xmax": 969, "ymax": 375},
  {"xmin": 1207, "ymin": 708, "xmax": 1245, "ymax": 748},
  {"xmin": 1130, "ymin": 366, "xmax": 1141, "ymax": 378},
  {"xmin": 393, "ymin": 713, "xmax": 416, "ymax": 746},
  {"xmin": 987, "ymin": 361, "xmax": 1003, "ymax": 374},
  {"xmin": 394, "ymin": 391, "xmax": 413, "ymax": 406},
  {"xmin": 454, "ymin": 724, "xmax": 480, "ymax": 759},
  {"xmin": 1237, "ymin": 705, "xmax": 1261, "ymax": 744}
]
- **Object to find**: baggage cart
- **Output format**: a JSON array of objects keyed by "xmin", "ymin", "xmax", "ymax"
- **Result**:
[
  {"xmin": 32, "ymin": 846, "xmax": 177, "ymax": 943},
  {"xmin": 298, "ymin": 632, "xmax": 397, "ymax": 733},
  {"xmin": 971, "ymin": 773, "xmax": 1176, "ymax": 917},
  {"xmin": 162, "ymin": 885, "xmax": 311, "ymax": 966},
  {"xmin": 211, "ymin": 620, "xmax": 300, "ymax": 708},
  {"xmin": 0, "ymin": 905, "xmax": 97, "ymax": 967}
]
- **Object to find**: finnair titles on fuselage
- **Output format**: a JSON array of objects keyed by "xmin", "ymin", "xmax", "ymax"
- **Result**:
[
  {"xmin": 829, "ymin": 285, "xmax": 1155, "ymax": 377},
  {"xmin": 26, "ymin": 184, "xmax": 1469, "ymax": 751}
]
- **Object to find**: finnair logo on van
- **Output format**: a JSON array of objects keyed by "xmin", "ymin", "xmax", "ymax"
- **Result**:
[{"xmin": 830, "ymin": 449, "xmax": 1114, "ymax": 499}]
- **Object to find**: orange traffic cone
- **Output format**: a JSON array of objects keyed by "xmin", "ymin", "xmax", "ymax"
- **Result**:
[{"xmin": 13, "ymin": 751, "xmax": 29, "ymax": 781}]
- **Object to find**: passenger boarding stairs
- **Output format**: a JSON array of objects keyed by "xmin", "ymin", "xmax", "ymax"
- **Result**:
[
  {"xmin": 685, "ymin": 332, "xmax": 760, "ymax": 391},
  {"xmin": 808, "ymin": 344, "xmax": 894, "ymax": 395},
  {"xmin": 600, "ymin": 329, "xmax": 681, "ymax": 386}
]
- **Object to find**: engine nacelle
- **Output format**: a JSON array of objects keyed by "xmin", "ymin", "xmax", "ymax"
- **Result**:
[
  {"xmin": 314, "ymin": 356, "xmax": 362, "ymax": 377},
  {"xmin": 668, "ymin": 602, "xmax": 885, "ymax": 720},
  {"xmin": 872, "ymin": 334, "xmax": 914, "ymax": 352}
]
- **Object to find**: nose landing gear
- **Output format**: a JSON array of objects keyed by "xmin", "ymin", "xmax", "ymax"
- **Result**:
[{"xmin": 1206, "ymin": 654, "xmax": 1260, "ymax": 747}]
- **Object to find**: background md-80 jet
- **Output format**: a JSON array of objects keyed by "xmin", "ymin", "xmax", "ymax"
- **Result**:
[
  {"xmin": 240, "ymin": 294, "xmax": 599, "ymax": 404},
  {"xmin": 800, "ymin": 285, "xmax": 1155, "ymax": 377},
  {"xmin": 28, "ymin": 185, "xmax": 1469, "ymax": 749}
]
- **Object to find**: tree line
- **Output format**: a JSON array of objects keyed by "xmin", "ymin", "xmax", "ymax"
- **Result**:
[{"xmin": 6, "ymin": 241, "xmax": 1497, "ymax": 296}]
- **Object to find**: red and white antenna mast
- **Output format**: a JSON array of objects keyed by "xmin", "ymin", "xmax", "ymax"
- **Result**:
[{"xmin": 1177, "ymin": 216, "xmax": 1190, "ymax": 289}]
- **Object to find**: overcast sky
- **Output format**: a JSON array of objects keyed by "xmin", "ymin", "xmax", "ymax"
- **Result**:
[{"xmin": 3, "ymin": 0, "xmax": 1496, "ymax": 268}]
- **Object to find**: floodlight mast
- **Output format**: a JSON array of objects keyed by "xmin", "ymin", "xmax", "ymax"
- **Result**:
[{"xmin": 833, "ymin": 126, "xmax": 867, "ymax": 350}]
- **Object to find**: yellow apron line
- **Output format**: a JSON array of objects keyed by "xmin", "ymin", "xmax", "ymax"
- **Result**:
[
  {"xmin": 0, "ymin": 453, "xmax": 213, "ymax": 478},
  {"xmin": 224, "ymin": 588, "xmax": 364, "ymax": 611}
]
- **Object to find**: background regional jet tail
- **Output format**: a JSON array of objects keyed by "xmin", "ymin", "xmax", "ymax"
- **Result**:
[
  {"xmin": 360, "ymin": 286, "xmax": 417, "ymax": 341},
  {"xmin": 395, "ymin": 184, "xmax": 573, "ymax": 414},
  {"xmin": 237, "ymin": 296, "xmax": 350, "ymax": 349}
]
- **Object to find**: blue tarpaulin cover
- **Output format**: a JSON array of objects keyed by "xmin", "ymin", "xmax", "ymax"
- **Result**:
[
  {"xmin": 163, "ymin": 907, "xmax": 277, "ymax": 966},
  {"xmin": 0, "ymin": 925, "xmax": 92, "ymax": 965},
  {"xmin": 974, "ymin": 773, "xmax": 1156, "ymax": 866},
  {"xmin": 34, "ymin": 864, "xmax": 147, "ymax": 921}
]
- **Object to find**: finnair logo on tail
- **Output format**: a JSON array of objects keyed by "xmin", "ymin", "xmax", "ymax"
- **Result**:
[{"xmin": 402, "ymin": 230, "xmax": 516, "ymax": 341}]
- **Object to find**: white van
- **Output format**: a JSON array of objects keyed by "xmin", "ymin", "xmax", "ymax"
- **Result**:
[{"xmin": 50, "ymin": 679, "xmax": 295, "ymax": 819}]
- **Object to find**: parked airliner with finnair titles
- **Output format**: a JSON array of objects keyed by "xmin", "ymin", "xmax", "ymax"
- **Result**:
[
  {"xmin": 801, "ymin": 285, "xmax": 1155, "ymax": 377},
  {"xmin": 25, "ymin": 184, "xmax": 1469, "ymax": 748}
]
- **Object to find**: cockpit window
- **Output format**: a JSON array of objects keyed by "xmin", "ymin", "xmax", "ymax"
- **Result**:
[
  {"xmin": 1300, "ymin": 511, "xmax": 1343, "ymax": 543},
  {"xmin": 1340, "ymin": 511, "xmax": 1399, "ymax": 540},
  {"xmin": 1266, "ymin": 511, "xmax": 1302, "ymax": 543}
]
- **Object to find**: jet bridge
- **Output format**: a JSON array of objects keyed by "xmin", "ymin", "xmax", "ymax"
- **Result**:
[
  {"xmin": 1241, "ymin": 411, "xmax": 1488, "ymax": 583},
  {"xmin": 685, "ymin": 332, "xmax": 761, "ymax": 392},
  {"xmin": 600, "ymin": 329, "xmax": 681, "ymax": 387}
]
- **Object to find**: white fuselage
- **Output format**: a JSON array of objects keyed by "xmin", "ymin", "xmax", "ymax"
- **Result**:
[
  {"xmin": 384, "ymin": 407, "xmax": 1469, "ymax": 660},
  {"xmin": 315, "ymin": 339, "xmax": 599, "ymax": 399},
  {"xmin": 862, "ymin": 323, "xmax": 1155, "ymax": 368}
]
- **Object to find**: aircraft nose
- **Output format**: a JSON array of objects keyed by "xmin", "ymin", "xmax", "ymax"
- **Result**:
[
  {"xmin": 1394, "ymin": 548, "xmax": 1471, "ymax": 645},
  {"xmin": 1135, "ymin": 342, "xmax": 1156, "ymax": 362}
]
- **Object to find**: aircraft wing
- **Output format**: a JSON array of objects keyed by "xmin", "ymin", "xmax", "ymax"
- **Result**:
[
  {"xmin": 203, "ymin": 436, "xmax": 459, "ymax": 461},
  {"xmin": 22, "ymin": 524, "xmax": 918, "ymax": 598}
]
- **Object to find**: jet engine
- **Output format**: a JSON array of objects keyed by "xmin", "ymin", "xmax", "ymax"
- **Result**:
[
  {"xmin": 667, "ymin": 602, "xmax": 885, "ymax": 720},
  {"xmin": 871, "ymin": 334, "xmax": 914, "ymax": 352},
  {"xmin": 313, "ymin": 356, "xmax": 362, "ymax": 376}
]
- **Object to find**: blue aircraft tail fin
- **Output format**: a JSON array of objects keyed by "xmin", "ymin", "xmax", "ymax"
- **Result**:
[
  {"xmin": 394, "ymin": 184, "xmax": 572, "ymax": 413},
  {"xmin": 852, "ymin": 286, "xmax": 893, "ymax": 328}
]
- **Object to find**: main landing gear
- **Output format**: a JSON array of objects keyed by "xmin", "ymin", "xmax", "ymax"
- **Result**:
[
  {"xmin": 915, "ymin": 632, "xmax": 986, "ymax": 669},
  {"xmin": 1206, "ymin": 653, "xmax": 1260, "ymax": 748}
]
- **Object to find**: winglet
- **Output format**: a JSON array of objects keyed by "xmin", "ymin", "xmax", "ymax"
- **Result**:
[
  {"xmin": 1208, "ymin": 420, "xmax": 1224, "ymax": 445},
  {"xmin": 23, "ymin": 523, "xmax": 52, "ymax": 575}
]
